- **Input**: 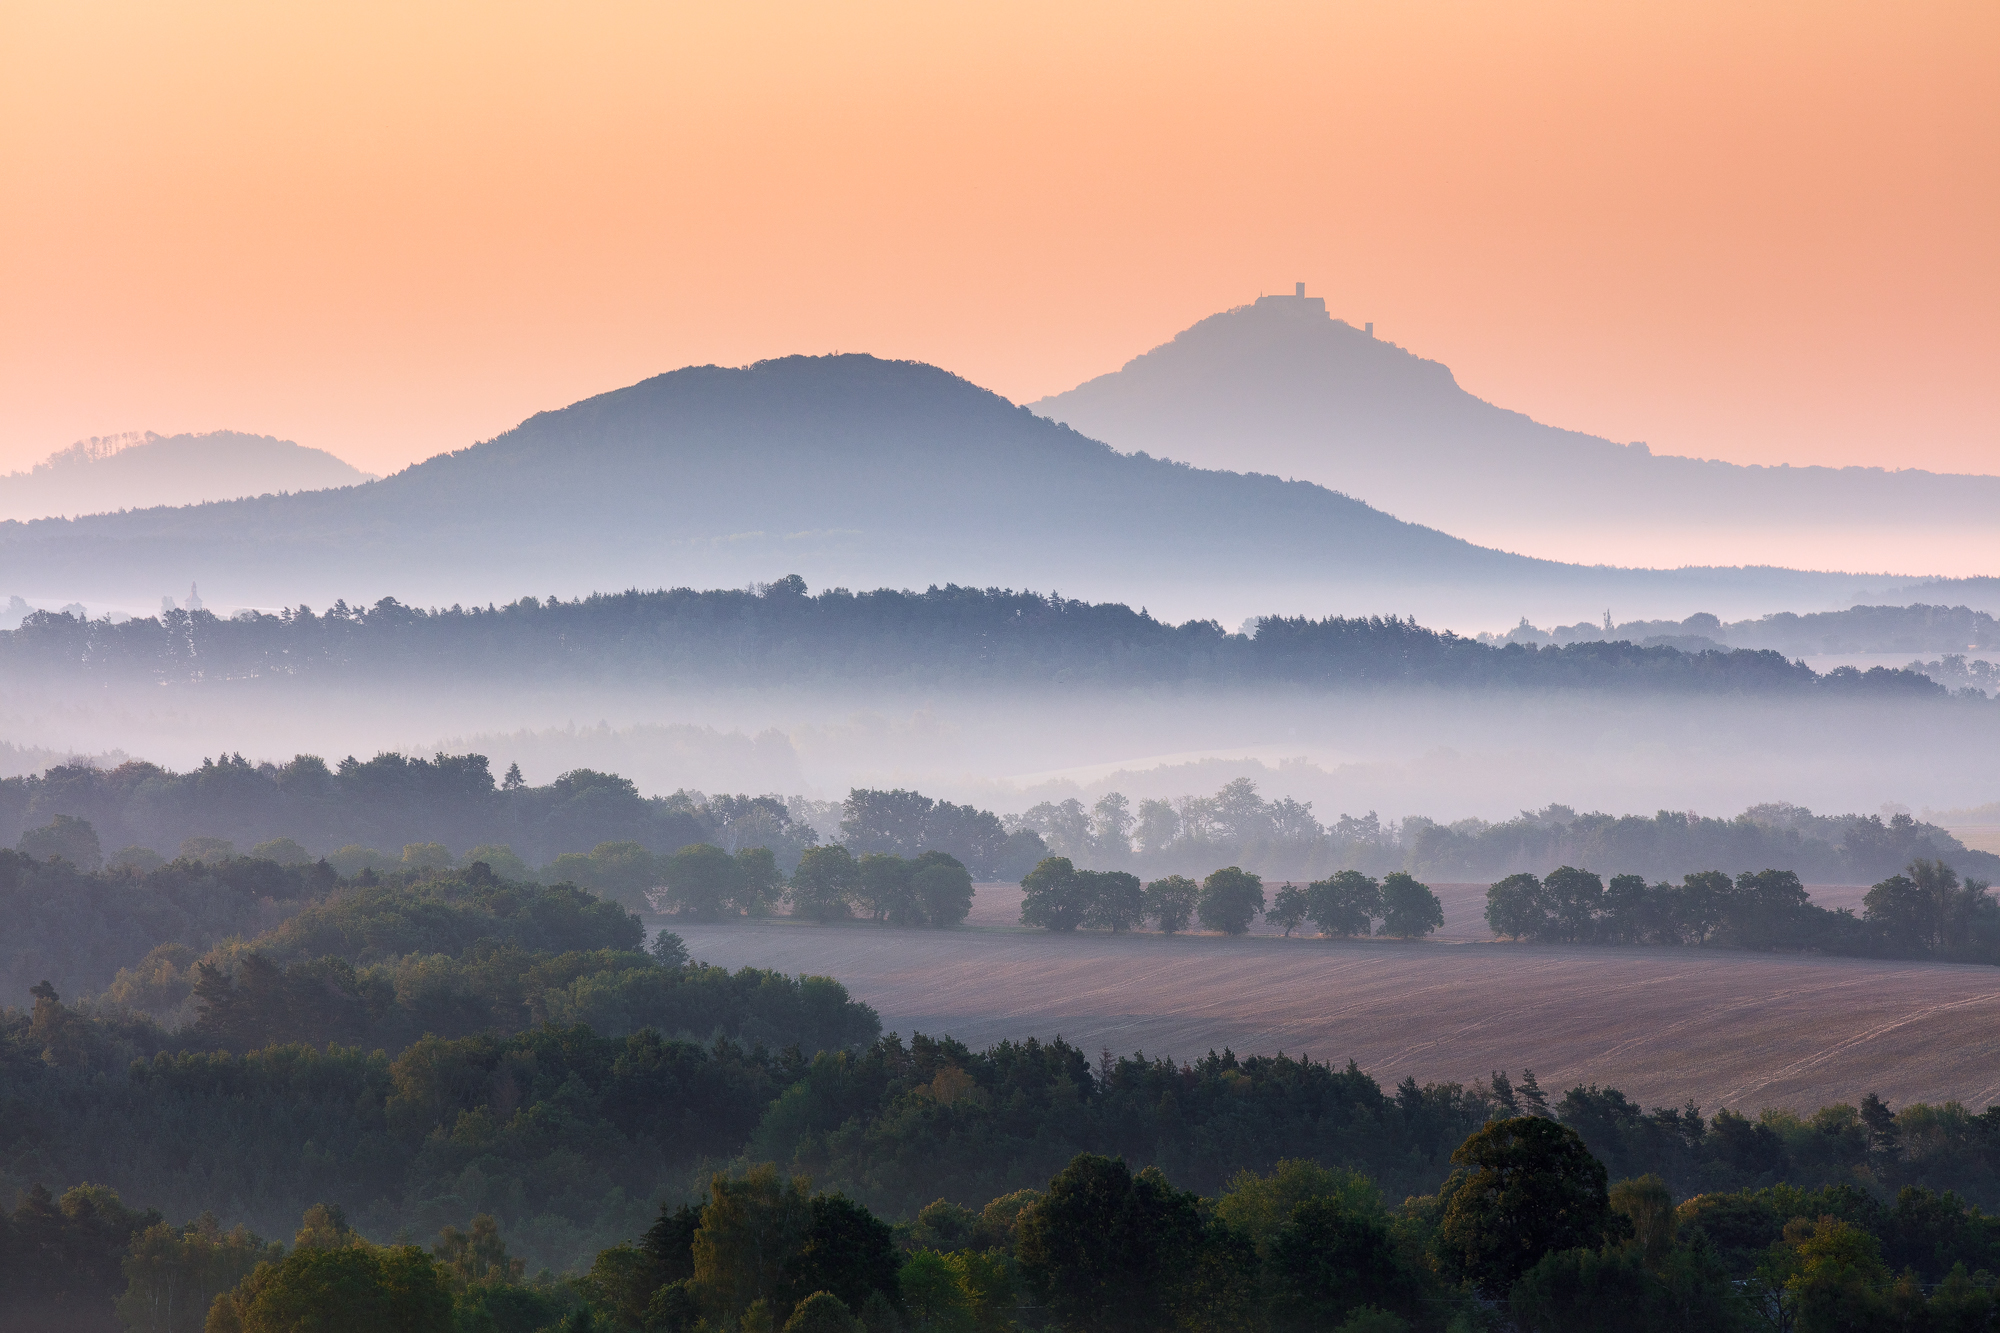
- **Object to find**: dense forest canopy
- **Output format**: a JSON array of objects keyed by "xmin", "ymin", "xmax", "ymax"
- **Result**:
[
  {"xmin": 10, "ymin": 828, "xmax": 2000, "ymax": 1324},
  {"xmin": 0, "ymin": 577, "xmax": 1970, "ymax": 696},
  {"xmin": 15, "ymin": 990, "xmax": 2000, "ymax": 1329}
]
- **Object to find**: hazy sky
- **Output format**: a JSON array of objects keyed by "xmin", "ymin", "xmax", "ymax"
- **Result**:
[{"xmin": 3, "ymin": 1, "xmax": 1993, "ymax": 479}]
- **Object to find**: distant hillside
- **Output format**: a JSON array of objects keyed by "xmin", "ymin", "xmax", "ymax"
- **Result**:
[
  {"xmin": 1030, "ymin": 293, "xmax": 2000, "ymax": 576},
  {"xmin": 0, "ymin": 355, "xmax": 1931, "ymax": 625},
  {"xmin": 0, "ymin": 580, "xmax": 1959, "ymax": 702},
  {"xmin": 1496, "ymin": 604, "xmax": 2000, "ymax": 656},
  {"xmin": 0, "ymin": 430, "xmax": 373, "ymax": 522}
]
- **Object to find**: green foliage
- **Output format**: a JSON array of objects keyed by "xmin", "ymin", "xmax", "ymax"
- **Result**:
[
  {"xmin": 1508, "ymin": 1245, "xmax": 1678, "ymax": 1332},
  {"xmin": 1267, "ymin": 884, "xmax": 1309, "ymax": 936},
  {"xmin": 908, "ymin": 854, "xmax": 975, "ymax": 928},
  {"xmin": 1484, "ymin": 858, "xmax": 2000, "ymax": 962},
  {"xmin": 1437, "ymin": 1117, "xmax": 1623, "ymax": 1299},
  {"xmin": 1608, "ymin": 1174, "xmax": 1676, "ymax": 1270},
  {"xmin": 0, "ymin": 1181, "xmax": 161, "ymax": 1329},
  {"xmin": 179, "ymin": 836, "xmax": 237, "ymax": 864},
  {"xmin": 249, "ymin": 838, "xmax": 312, "ymax": 866},
  {"xmin": 1018, "ymin": 858, "xmax": 1087, "ymax": 932},
  {"xmin": 110, "ymin": 844, "xmax": 168, "ymax": 872},
  {"xmin": 856, "ymin": 854, "xmax": 916, "ymax": 924},
  {"xmin": 1, "ymin": 980, "xmax": 877, "ymax": 1277},
  {"xmin": 784, "ymin": 1290, "xmax": 862, "ymax": 1333},
  {"xmin": 781, "ymin": 1193, "xmax": 903, "ymax": 1319},
  {"xmin": 736, "ymin": 846, "xmax": 786, "ymax": 917},
  {"xmin": 0, "ymin": 848, "xmax": 340, "ymax": 1014},
  {"xmin": 402, "ymin": 842, "xmax": 454, "ymax": 872},
  {"xmin": 1015, "ymin": 1155, "xmax": 1207, "ymax": 1333},
  {"xmin": 1539, "ymin": 867, "xmax": 1604, "ymax": 944},
  {"xmin": 898, "ymin": 1250, "xmax": 973, "ymax": 1333},
  {"xmin": 1214, "ymin": 1159, "xmax": 1384, "ymax": 1256},
  {"xmin": 658, "ymin": 844, "xmax": 743, "ymax": 920},
  {"xmin": 1077, "ymin": 870, "xmax": 1144, "ymax": 932},
  {"xmin": 18, "ymin": 813, "xmax": 105, "ymax": 871},
  {"xmin": 582, "ymin": 1242, "xmax": 655, "ymax": 1328},
  {"xmin": 690, "ymin": 1166, "xmax": 812, "ymax": 1325},
  {"xmin": 1483, "ymin": 872, "xmax": 1545, "ymax": 940},
  {"xmin": 462, "ymin": 844, "xmax": 533, "ymax": 882},
  {"xmin": 545, "ymin": 841, "xmax": 660, "ymax": 914},
  {"xmin": 117, "ymin": 1212, "xmax": 280, "ymax": 1332},
  {"xmin": 218, "ymin": 1240, "xmax": 455, "ymax": 1333},
  {"xmin": 1198, "ymin": 867, "xmax": 1264, "ymax": 935},
  {"xmin": 0, "ymin": 754, "xmax": 826, "ymax": 903},
  {"xmin": 1864, "ymin": 858, "xmax": 1999, "ymax": 958},
  {"xmin": 432, "ymin": 1212, "xmax": 524, "ymax": 1286},
  {"xmin": 1141, "ymin": 875, "xmax": 1198, "ymax": 934},
  {"xmin": 1267, "ymin": 1198, "xmax": 1414, "ymax": 1330},
  {"xmin": 838, "ymin": 788, "xmax": 1044, "ymax": 882},
  {"xmin": 1375, "ymin": 873, "xmax": 1442, "ymax": 939},
  {"xmin": 790, "ymin": 846, "xmax": 858, "ymax": 922},
  {"xmin": 1306, "ymin": 870, "xmax": 1380, "ymax": 937}
]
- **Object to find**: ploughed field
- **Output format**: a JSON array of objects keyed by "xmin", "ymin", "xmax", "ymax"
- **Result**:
[{"xmin": 670, "ymin": 881, "xmax": 2000, "ymax": 1115}]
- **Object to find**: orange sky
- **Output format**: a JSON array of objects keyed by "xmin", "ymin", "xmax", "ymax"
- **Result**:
[{"xmin": 2, "ymin": 1, "xmax": 1994, "ymax": 479}]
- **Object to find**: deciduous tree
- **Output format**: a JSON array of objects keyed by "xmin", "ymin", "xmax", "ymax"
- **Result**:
[
  {"xmin": 790, "ymin": 845, "xmax": 857, "ymax": 921},
  {"xmin": 1486, "ymin": 873, "xmax": 1546, "ymax": 940},
  {"xmin": 1376, "ymin": 873, "xmax": 1443, "ymax": 939},
  {"xmin": 910, "ymin": 852, "xmax": 975, "ymax": 927},
  {"xmin": 1437, "ymin": 1117, "xmax": 1623, "ymax": 1299},
  {"xmin": 1142, "ymin": 875, "xmax": 1198, "ymax": 933},
  {"xmin": 1080, "ymin": 870, "xmax": 1145, "ymax": 932},
  {"xmin": 1307, "ymin": 870, "xmax": 1380, "ymax": 937},
  {"xmin": 1020, "ymin": 857, "xmax": 1090, "ymax": 932},
  {"xmin": 1198, "ymin": 867, "xmax": 1264, "ymax": 935}
]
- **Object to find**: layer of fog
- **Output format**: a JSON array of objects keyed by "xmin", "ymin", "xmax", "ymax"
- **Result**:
[{"xmin": 4, "ymin": 675, "xmax": 1994, "ymax": 824}]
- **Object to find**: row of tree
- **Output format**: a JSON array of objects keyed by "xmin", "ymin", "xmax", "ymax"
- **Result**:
[
  {"xmin": 13, "ymin": 750, "xmax": 1993, "ymax": 901},
  {"xmin": 0, "ymin": 760, "xmax": 1050, "ymax": 885},
  {"xmin": 1011, "ymin": 780, "xmax": 1999, "ymax": 885},
  {"xmin": 0, "ymin": 577, "xmax": 1965, "ymax": 700},
  {"xmin": 1485, "ymin": 859, "xmax": 2000, "ymax": 962},
  {"xmin": 1014, "ymin": 860, "xmax": 1448, "ymax": 939}
]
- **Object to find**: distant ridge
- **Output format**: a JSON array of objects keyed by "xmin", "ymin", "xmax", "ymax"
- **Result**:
[
  {"xmin": 0, "ymin": 430, "xmax": 374, "ymax": 523},
  {"xmin": 0, "ymin": 355, "xmax": 1940, "ymax": 625},
  {"xmin": 1030, "ymin": 293, "xmax": 2000, "ymax": 576}
]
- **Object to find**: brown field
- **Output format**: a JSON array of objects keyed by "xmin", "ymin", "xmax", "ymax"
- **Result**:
[{"xmin": 672, "ymin": 882, "xmax": 2000, "ymax": 1116}]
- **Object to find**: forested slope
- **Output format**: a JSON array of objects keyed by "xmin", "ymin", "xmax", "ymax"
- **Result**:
[{"xmin": 0, "ymin": 579, "xmax": 1966, "ymax": 696}]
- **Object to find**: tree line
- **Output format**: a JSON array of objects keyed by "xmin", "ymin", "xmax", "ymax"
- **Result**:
[
  {"xmin": 1011, "ymin": 778, "xmax": 1999, "ymax": 885},
  {"xmin": 12, "ymin": 750, "xmax": 1991, "ymax": 907},
  {"xmin": 0, "ymin": 575, "xmax": 1967, "ymax": 698},
  {"xmin": 1012, "ymin": 859, "xmax": 1446, "ymax": 940},
  {"xmin": 15, "ymin": 1096, "xmax": 2000, "ymax": 1331},
  {"xmin": 1485, "ymin": 859, "xmax": 2000, "ymax": 963},
  {"xmin": 0, "ymin": 759, "xmax": 1047, "ymax": 890}
]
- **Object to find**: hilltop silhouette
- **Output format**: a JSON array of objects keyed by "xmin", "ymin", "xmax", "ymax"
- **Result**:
[
  {"xmin": 0, "ymin": 430, "xmax": 373, "ymax": 523},
  {"xmin": 1031, "ymin": 292, "xmax": 2000, "ymax": 576},
  {"xmin": 0, "ymin": 355, "xmax": 1938, "ymax": 623}
]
